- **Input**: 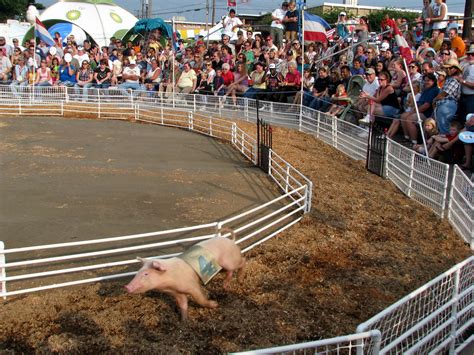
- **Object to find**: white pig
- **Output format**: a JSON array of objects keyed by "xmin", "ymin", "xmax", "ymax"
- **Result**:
[{"xmin": 124, "ymin": 229, "xmax": 245, "ymax": 321}]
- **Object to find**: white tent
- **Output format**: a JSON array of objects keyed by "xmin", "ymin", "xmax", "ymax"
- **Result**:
[{"xmin": 39, "ymin": 0, "xmax": 138, "ymax": 47}]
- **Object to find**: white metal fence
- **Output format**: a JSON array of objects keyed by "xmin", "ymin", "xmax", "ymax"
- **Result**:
[
  {"xmin": 448, "ymin": 166, "xmax": 474, "ymax": 249},
  {"xmin": 232, "ymin": 330, "xmax": 382, "ymax": 355},
  {"xmin": 0, "ymin": 86, "xmax": 472, "ymax": 352},
  {"xmin": 356, "ymin": 256, "xmax": 474, "ymax": 354}
]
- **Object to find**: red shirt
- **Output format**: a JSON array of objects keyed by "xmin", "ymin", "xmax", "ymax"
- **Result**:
[
  {"xmin": 285, "ymin": 70, "xmax": 301, "ymax": 87},
  {"xmin": 222, "ymin": 70, "xmax": 234, "ymax": 86}
]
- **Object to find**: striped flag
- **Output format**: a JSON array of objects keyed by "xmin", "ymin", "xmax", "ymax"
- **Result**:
[
  {"xmin": 326, "ymin": 28, "xmax": 336, "ymax": 40},
  {"xmin": 35, "ymin": 17, "xmax": 55, "ymax": 46},
  {"xmin": 303, "ymin": 13, "xmax": 331, "ymax": 43},
  {"xmin": 393, "ymin": 24, "xmax": 413, "ymax": 63}
]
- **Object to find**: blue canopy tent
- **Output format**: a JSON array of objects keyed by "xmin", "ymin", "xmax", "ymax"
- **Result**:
[{"xmin": 121, "ymin": 17, "xmax": 173, "ymax": 49}]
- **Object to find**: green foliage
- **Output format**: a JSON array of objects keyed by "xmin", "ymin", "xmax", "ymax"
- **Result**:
[
  {"xmin": 0, "ymin": 1, "xmax": 44, "ymax": 22},
  {"xmin": 367, "ymin": 8, "xmax": 420, "ymax": 31},
  {"xmin": 308, "ymin": 8, "xmax": 356, "ymax": 26}
]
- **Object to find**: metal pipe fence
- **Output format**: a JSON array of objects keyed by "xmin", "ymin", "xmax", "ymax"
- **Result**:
[
  {"xmin": 0, "ymin": 89, "xmax": 312, "ymax": 299},
  {"xmin": 448, "ymin": 166, "xmax": 474, "ymax": 249},
  {"xmin": 0, "ymin": 85, "xmax": 472, "ymax": 352},
  {"xmin": 356, "ymin": 256, "xmax": 474, "ymax": 354},
  {"xmin": 232, "ymin": 330, "xmax": 382, "ymax": 355}
]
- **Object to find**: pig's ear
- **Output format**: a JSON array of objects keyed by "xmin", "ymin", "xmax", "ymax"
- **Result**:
[{"xmin": 151, "ymin": 260, "xmax": 167, "ymax": 271}]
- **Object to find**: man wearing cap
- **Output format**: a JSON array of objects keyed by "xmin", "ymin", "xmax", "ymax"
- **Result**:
[
  {"xmin": 270, "ymin": 2, "xmax": 288, "ymax": 49},
  {"xmin": 263, "ymin": 36, "xmax": 278, "ymax": 53},
  {"xmin": 119, "ymin": 59, "xmax": 142, "ymax": 95},
  {"xmin": 74, "ymin": 46, "xmax": 89, "ymax": 67},
  {"xmin": 222, "ymin": 9, "xmax": 243, "ymax": 38},
  {"xmin": 457, "ymin": 45, "xmax": 474, "ymax": 120},
  {"xmin": 357, "ymin": 67, "xmax": 380, "ymax": 123},
  {"xmin": 336, "ymin": 12, "xmax": 349, "ymax": 40},
  {"xmin": 433, "ymin": 59, "xmax": 462, "ymax": 134}
]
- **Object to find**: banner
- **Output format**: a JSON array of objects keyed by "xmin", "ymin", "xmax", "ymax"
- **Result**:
[
  {"xmin": 303, "ymin": 13, "xmax": 331, "ymax": 43},
  {"xmin": 34, "ymin": 17, "xmax": 55, "ymax": 46}
]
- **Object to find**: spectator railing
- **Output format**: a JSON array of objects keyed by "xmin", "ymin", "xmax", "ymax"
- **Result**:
[
  {"xmin": 0, "ymin": 86, "xmax": 472, "ymax": 353},
  {"xmin": 448, "ymin": 166, "xmax": 474, "ymax": 248},
  {"xmin": 385, "ymin": 139, "xmax": 450, "ymax": 217},
  {"xmin": 356, "ymin": 256, "xmax": 474, "ymax": 354},
  {"xmin": 232, "ymin": 330, "xmax": 382, "ymax": 355},
  {"xmin": 0, "ymin": 92, "xmax": 312, "ymax": 298},
  {"xmin": 0, "ymin": 86, "xmax": 470, "ymax": 248}
]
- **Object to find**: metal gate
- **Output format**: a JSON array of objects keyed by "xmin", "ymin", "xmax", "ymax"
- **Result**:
[
  {"xmin": 256, "ymin": 102, "xmax": 273, "ymax": 173},
  {"xmin": 366, "ymin": 122, "xmax": 387, "ymax": 177}
]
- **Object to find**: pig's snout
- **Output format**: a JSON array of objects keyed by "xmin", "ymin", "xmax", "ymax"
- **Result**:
[{"xmin": 124, "ymin": 284, "xmax": 137, "ymax": 293}]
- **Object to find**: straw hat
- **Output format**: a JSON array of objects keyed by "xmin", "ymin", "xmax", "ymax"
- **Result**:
[{"xmin": 442, "ymin": 58, "xmax": 463, "ymax": 72}]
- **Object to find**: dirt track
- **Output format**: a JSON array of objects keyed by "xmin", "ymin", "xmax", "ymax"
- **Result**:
[{"xmin": 0, "ymin": 119, "xmax": 471, "ymax": 353}]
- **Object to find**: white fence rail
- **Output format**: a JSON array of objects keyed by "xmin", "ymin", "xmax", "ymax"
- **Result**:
[
  {"xmin": 0, "ymin": 94, "xmax": 312, "ymax": 298},
  {"xmin": 385, "ymin": 140, "xmax": 451, "ymax": 217},
  {"xmin": 232, "ymin": 330, "xmax": 381, "ymax": 355},
  {"xmin": 448, "ymin": 166, "xmax": 474, "ymax": 249},
  {"xmin": 0, "ymin": 85, "xmax": 472, "ymax": 352},
  {"xmin": 357, "ymin": 256, "xmax": 474, "ymax": 354}
]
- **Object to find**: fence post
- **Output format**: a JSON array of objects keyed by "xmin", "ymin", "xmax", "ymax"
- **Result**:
[
  {"xmin": 188, "ymin": 112, "xmax": 194, "ymax": 131},
  {"xmin": 160, "ymin": 106, "xmax": 164, "ymax": 125},
  {"xmin": 209, "ymin": 118, "xmax": 213, "ymax": 136},
  {"xmin": 244, "ymin": 98, "xmax": 249, "ymax": 121},
  {"xmin": 299, "ymin": 102, "xmax": 303, "ymax": 132},
  {"xmin": 305, "ymin": 181, "xmax": 313, "ymax": 213},
  {"xmin": 0, "ymin": 241, "xmax": 6, "ymax": 300},
  {"xmin": 382, "ymin": 138, "xmax": 389, "ymax": 179},
  {"xmin": 316, "ymin": 111, "xmax": 320, "ymax": 138},
  {"xmin": 285, "ymin": 164, "xmax": 290, "ymax": 193},
  {"xmin": 97, "ymin": 89, "xmax": 101, "ymax": 118},
  {"xmin": 407, "ymin": 153, "xmax": 415, "ymax": 197},
  {"xmin": 231, "ymin": 123, "xmax": 236, "ymax": 146},
  {"xmin": 448, "ymin": 268, "xmax": 461, "ymax": 354},
  {"xmin": 447, "ymin": 166, "xmax": 457, "ymax": 223},
  {"xmin": 440, "ymin": 164, "xmax": 450, "ymax": 218},
  {"xmin": 332, "ymin": 118, "xmax": 338, "ymax": 149},
  {"xmin": 193, "ymin": 94, "xmax": 196, "ymax": 112},
  {"xmin": 60, "ymin": 101, "xmax": 64, "ymax": 116}
]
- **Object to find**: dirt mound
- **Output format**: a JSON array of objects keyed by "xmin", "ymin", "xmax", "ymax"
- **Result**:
[{"xmin": 1, "ymin": 124, "xmax": 470, "ymax": 353}]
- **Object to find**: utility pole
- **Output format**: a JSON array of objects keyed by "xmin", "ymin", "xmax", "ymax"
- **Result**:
[
  {"xmin": 147, "ymin": 0, "xmax": 153, "ymax": 19},
  {"xmin": 141, "ymin": 0, "xmax": 145, "ymax": 18},
  {"xmin": 211, "ymin": 0, "xmax": 216, "ymax": 25},
  {"xmin": 462, "ymin": 0, "xmax": 472, "ymax": 41}
]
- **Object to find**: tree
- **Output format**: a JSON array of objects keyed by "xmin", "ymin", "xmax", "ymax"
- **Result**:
[
  {"xmin": 0, "ymin": 1, "xmax": 44, "ymax": 22},
  {"xmin": 366, "ymin": 8, "xmax": 419, "ymax": 33}
]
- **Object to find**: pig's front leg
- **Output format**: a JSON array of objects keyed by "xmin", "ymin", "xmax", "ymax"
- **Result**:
[{"xmin": 174, "ymin": 293, "xmax": 189, "ymax": 321}]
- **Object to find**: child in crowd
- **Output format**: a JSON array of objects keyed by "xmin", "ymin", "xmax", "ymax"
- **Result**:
[
  {"xmin": 414, "ymin": 118, "xmax": 439, "ymax": 155},
  {"xmin": 327, "ymin": 84, "xmax": 348, "ymax": 117},
  {"xmin": 428, "ymin": 121, "xmax": 464, "ymax": 160}
]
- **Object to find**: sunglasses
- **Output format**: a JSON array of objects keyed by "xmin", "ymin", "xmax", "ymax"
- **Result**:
[{"xmin": 441, "ymin": 52, "xmax": 450, "ymax": 55}]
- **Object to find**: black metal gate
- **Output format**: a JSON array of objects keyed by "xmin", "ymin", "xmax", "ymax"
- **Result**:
[
  {"xmin": 256, "ymin": 100, "xmax": 273, "ymax": 173},
  {"xmin": 366, "ymin": 122, "xmax": 387, "ymax": 177}
]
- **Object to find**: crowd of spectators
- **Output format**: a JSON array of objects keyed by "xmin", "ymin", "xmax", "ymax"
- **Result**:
[{"xmin": 0, "ymin": 0, "xmax": 472, "ymax": 168}]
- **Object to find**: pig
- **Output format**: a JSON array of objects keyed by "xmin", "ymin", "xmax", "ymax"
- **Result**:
[{"xmin": 124, "ymin": 228, "xmax": 245, "ymax": 321}]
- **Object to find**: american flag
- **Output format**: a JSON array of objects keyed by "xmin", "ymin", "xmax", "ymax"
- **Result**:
[{"xmin": 326, "ymin": 28, "xmax": 336, "ymax": 39}]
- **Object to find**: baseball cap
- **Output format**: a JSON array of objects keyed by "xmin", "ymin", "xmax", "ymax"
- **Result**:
[
  {"xmin": 77, "ymin": 46, "xmax": 84, "ymax": 51},
  {"xmin": 269, "ymin": 63, "xmax": 276, "ymax": 69},
  {"xmin": 339, "ymin": 12, "xmax": 346, "ymax": 16},
  {"xmin": 380, "ymin": 42, "xmax": 390, "ymax": 51},
  {"xmin": 365, "ymin": 68, "xmax": 375, "ymax": 75}
]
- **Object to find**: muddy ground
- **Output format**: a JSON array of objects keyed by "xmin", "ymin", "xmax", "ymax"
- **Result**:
[{"xmin": 0, "ymin": 119, "xmax": 471, "ymax": 354}]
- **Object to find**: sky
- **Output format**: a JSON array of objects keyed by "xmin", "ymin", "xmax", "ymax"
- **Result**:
[{"xmin": 39, "ymin": 0, "xmax": 466, "ymax": 22}]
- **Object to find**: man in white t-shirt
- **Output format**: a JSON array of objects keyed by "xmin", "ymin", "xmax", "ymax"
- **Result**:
[
  {"xmin": 270, "ymin": 2, "xmax": 288, "ymax": 49},
  {"xmin": 119, "ymin": 59, "xmax": 143, "ymax": 96},
  {"xmin": 74, "ymin": 46, "xmax": 90, "ymax": 67},
  {"xmin": 0, "ymin": 49, "xmax": 12, "ymax": 82},
  {"xmin": 358, "ymin": 68, "xmax": 380, "ymax": 123},
  {"xmin": 222, "ymin": 9, "xmax": 243, "ymax": 38}
]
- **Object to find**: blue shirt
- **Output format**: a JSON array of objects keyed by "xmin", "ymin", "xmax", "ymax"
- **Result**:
[
  {"xmin": 59, "ymin": 64, "xmax": 76, "ymax": 83},
  {"xmin": 418, "ymin": 85, "xmax": 440, "ymax": 118}
]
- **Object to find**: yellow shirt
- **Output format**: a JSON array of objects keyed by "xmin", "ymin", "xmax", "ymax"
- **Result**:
[{"xmin": 177, "ymin": 69, "xmax": 197, "ymax": 88}]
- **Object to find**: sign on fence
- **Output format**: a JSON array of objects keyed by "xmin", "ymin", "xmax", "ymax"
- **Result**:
[{"xmin": 366, "ymin": 122, "xmax": 387, "ymax": 177}]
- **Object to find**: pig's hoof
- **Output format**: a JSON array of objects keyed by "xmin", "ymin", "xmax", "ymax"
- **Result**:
[{"xmin": 208, "ymin": 300, "xmax": 218, "ymax": 308}]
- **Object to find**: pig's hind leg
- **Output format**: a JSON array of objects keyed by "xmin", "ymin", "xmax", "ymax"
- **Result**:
[
  {"xmin": 189, "ymin": 287, "xmax": 218, "ymax": 310},
  {"xmin": 174, "ymin": 293, "xmax": 190, "ymax": 321}
]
